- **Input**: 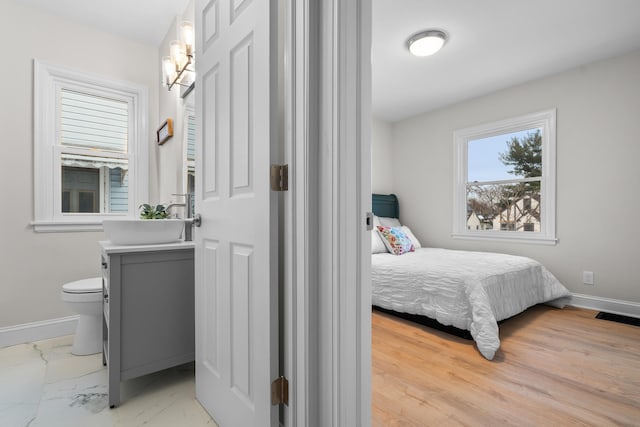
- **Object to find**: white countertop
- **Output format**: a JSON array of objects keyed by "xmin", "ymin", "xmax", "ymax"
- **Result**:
[{"xmin": 99, "ymin": 240, "xmax": 195, "ymax": 254}]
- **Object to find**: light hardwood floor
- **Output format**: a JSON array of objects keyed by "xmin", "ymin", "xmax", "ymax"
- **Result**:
[{"xmin": 372, "ymin": 305, "xmax": 640, "ymax": 426}]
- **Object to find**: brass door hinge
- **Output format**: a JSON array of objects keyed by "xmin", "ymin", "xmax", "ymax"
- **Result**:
[
  {"xmin": 270, "ymin": 164, "xmax": 288, "ymax": 191},
  {"xmin": 271, "ymin": 376, "xmax": 289, "ymax": 406}
]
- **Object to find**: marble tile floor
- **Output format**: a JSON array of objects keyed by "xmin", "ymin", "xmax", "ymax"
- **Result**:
[{"xmin": 0, "ymin": 335, "xmax": 217, "ymax": 427}]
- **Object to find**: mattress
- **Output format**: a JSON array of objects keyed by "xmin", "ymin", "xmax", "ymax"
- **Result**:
[{"xmin": 371, "ymin": 248, "xmax": 571, "ymax": 360}]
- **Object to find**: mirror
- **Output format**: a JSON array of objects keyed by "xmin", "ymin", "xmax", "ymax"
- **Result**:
[{"xmin": 183, "ymin": 102, "xmax": 196, "ymax": 214}]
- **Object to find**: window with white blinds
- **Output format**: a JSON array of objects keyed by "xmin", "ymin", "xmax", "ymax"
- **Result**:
[{"xmin": 34, "ymin": 60, "xmax": 148, "ymax": 231}]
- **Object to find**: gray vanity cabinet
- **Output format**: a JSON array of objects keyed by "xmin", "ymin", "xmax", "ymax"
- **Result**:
[{"xmin": 101, "ymin": 243, "xmax": 195, "ymax": 408}]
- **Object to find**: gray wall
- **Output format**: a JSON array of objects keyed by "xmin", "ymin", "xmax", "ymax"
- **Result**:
[
  {"xmin": 0, "ymin": 1, "xmax": 159, "ymax": 327},
  {"xmin": 386, "ymin": 49, "xmax": 640, "ymax": 302},
  {"xmin": 371, "ymin": 118, "xmax": 394, "ymax": 194}
]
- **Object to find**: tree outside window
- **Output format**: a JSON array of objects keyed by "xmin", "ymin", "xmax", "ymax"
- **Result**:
[{"xmin": 466, "ymin": 129, "xmax": 542, "ymax": 233}]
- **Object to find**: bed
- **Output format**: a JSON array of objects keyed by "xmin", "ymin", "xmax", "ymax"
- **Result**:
[{"xmin": 371, "ymin": 194, "xmax": 571, "ymax": 360}]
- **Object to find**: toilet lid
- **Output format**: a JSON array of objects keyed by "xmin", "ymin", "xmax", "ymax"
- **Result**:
[{"xmin": 62, "ymin": 277, "xmax": 102, "ymax": 293}]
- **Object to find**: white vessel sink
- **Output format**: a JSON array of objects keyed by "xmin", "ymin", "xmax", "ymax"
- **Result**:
[{"xmin": 102, "ymin": 219, "xmax": 184, "ymax": 245}]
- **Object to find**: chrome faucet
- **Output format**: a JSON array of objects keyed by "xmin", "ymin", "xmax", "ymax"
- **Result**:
[
  {"xmin": 167, "ymin": 193, "xmax": 195, "ymax": 241},
  {"xmin": 165, "ymin": 202, "xmax": 185, "ymax": 212}
]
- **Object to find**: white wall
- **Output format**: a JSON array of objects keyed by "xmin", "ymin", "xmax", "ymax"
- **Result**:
[
  {"xmin": 0, "ymin": 1, "xmax": 159, "ymax": 328},
  {"xmin": 390, "ymin": 50, "xmax": 640, "ymax": 303},
  {"xmin": 371, "ymin": 118, "xmax": 394, "ymax": 194}
]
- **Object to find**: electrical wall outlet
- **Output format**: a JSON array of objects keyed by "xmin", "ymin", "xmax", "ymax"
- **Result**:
[{"xmin": 583, "ymin": 271, "xmax": 594, "ymax": 285}]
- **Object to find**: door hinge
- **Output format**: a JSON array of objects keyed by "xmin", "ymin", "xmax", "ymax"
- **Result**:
[
  {"xmin": 270, "ymin": 164, "xmax": 288, "ymax": 191},
  {"xmin": 271, "ymin": 376, "xmax": 289, "ymax": 406}
]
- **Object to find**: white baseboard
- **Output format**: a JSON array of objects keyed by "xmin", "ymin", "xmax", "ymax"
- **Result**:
[
  {"xmin": 570, "ymin": 293, "xmax": 640, "ymax": 318},
  {"xmin": 1, "ymin": 294, "xmax": 637, "ymax": 349},
  {"xmin": 0, "ymin": 316, "xmax": 79, "ymax": 348}
]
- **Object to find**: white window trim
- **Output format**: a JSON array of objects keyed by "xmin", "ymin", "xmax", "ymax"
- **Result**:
[
  {"xmin": 33, "ymin": 60, "xmax": 149, "ymax": 232},
  {"xmin": 452, "ymin": 108, "xmax": 557, "ymax": 245}
]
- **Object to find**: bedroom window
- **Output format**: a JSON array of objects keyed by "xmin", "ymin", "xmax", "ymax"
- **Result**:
[
  {"xmin": 33, "ymin": 60, "xmax": 148, "ymax": 232},
  {"xmin": 453, "ymin": 109, "xmax": 557, "ymax": 244}
]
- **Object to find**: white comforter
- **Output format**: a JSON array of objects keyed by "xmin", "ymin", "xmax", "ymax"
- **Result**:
[{"xmin": 371, "ymin": 248, "xmax": 571, "ymax": 360}]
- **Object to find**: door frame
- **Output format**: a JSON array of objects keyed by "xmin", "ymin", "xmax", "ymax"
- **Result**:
[
  {"xmin": 283, "ymin": 0, "xmax": 371, "ymax": 425},
  {"xmin": 282, "ymin": 0, "xmax": 316, "ymax": 424}
]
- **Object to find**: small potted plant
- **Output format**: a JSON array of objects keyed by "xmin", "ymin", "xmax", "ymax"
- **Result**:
[{"xmin": 139, "ymin": 204, "xmax": 169, "ymax": 219}]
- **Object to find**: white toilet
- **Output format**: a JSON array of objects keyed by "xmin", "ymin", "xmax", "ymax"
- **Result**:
[{"xmin": 61, "ymin": 277, "xmax": 103, "ymax": 356}]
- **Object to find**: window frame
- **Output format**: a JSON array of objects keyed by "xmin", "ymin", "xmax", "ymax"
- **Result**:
[
  {"xmin": 452, "ymin": 108, "xmax": 557, "ymax": 245},
  {"xmin": 33, "ymin": 60, "xmax": 149, "ymax": 232}
]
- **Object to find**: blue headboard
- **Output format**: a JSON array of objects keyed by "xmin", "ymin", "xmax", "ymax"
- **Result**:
[{"xmin": 372, "ymin": 194, "xmax": 399, "ymax": 219}]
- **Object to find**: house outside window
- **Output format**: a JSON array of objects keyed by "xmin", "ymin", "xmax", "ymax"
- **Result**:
[
  {"xmin": 33, "ymin": 60, "xmax": 148, "ymax": 232},
  {"xmin": 453, "ymin": 109, "xmax": 557, "ymax": 244}
]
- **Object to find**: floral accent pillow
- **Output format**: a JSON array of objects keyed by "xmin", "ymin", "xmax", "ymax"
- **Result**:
[{"xmin": 376, "ymin": 226, "xmax": 415, "ymax": 255}]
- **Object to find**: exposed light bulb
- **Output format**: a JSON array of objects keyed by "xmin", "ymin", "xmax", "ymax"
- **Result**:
[
  {"xmin": 162, "ymin": 56, "xmax": 175, "ymax": 86},
  {"xmin": 170, "ymin": 40, "xmax": 186, "ymax": 70},
  {"xmin": 180, "ymin": 21, "xmax": 195, "ymax": 57}
]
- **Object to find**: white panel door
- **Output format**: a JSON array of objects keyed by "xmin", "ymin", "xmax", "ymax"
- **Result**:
[{"xmin": 194, "ymin": 0, "xmax": 278, "ymax": 426}]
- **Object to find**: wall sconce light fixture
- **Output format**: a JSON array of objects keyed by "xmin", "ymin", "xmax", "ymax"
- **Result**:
[{"xmin": 162, "ymin": 21, "xmax": 195, "ymax": 92}]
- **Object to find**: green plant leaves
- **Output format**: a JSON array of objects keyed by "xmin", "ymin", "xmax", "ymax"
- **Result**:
[{"xmin": 139, "ymin": 204, "xmax": 169, "ymax": 219}]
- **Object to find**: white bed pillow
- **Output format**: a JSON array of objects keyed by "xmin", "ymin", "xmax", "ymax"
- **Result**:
[
  {"xmin": 371, "ymin": 230, "xmax": 388, "ymax": 253},
  {"xmin": 401, "ymin": 225, "xmax": 422, "ymax": 249},
  {"xmin": 378, "ymin": 216, "xmax": 402, "ymax": 228}
]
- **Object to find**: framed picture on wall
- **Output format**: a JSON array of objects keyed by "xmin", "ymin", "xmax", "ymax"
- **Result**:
[{"xmin": 157, "ymin": 118, "xmax": 174, "ymax": 145}]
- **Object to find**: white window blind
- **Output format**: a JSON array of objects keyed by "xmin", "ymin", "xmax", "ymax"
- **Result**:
[{"xmin": 60, "ymin": 89, "xmax": 128, "ymax": 153}]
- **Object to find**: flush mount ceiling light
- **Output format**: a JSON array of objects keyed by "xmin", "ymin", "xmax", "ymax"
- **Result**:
[{"xmin": 407, "ymin": 30, "xmax": 448, "ymax": 57}]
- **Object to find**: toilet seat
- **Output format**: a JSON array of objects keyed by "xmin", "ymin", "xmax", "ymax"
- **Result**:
[{"xmin": 62, "ymin": 277, "xmax": 102, "ymax": 294}]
